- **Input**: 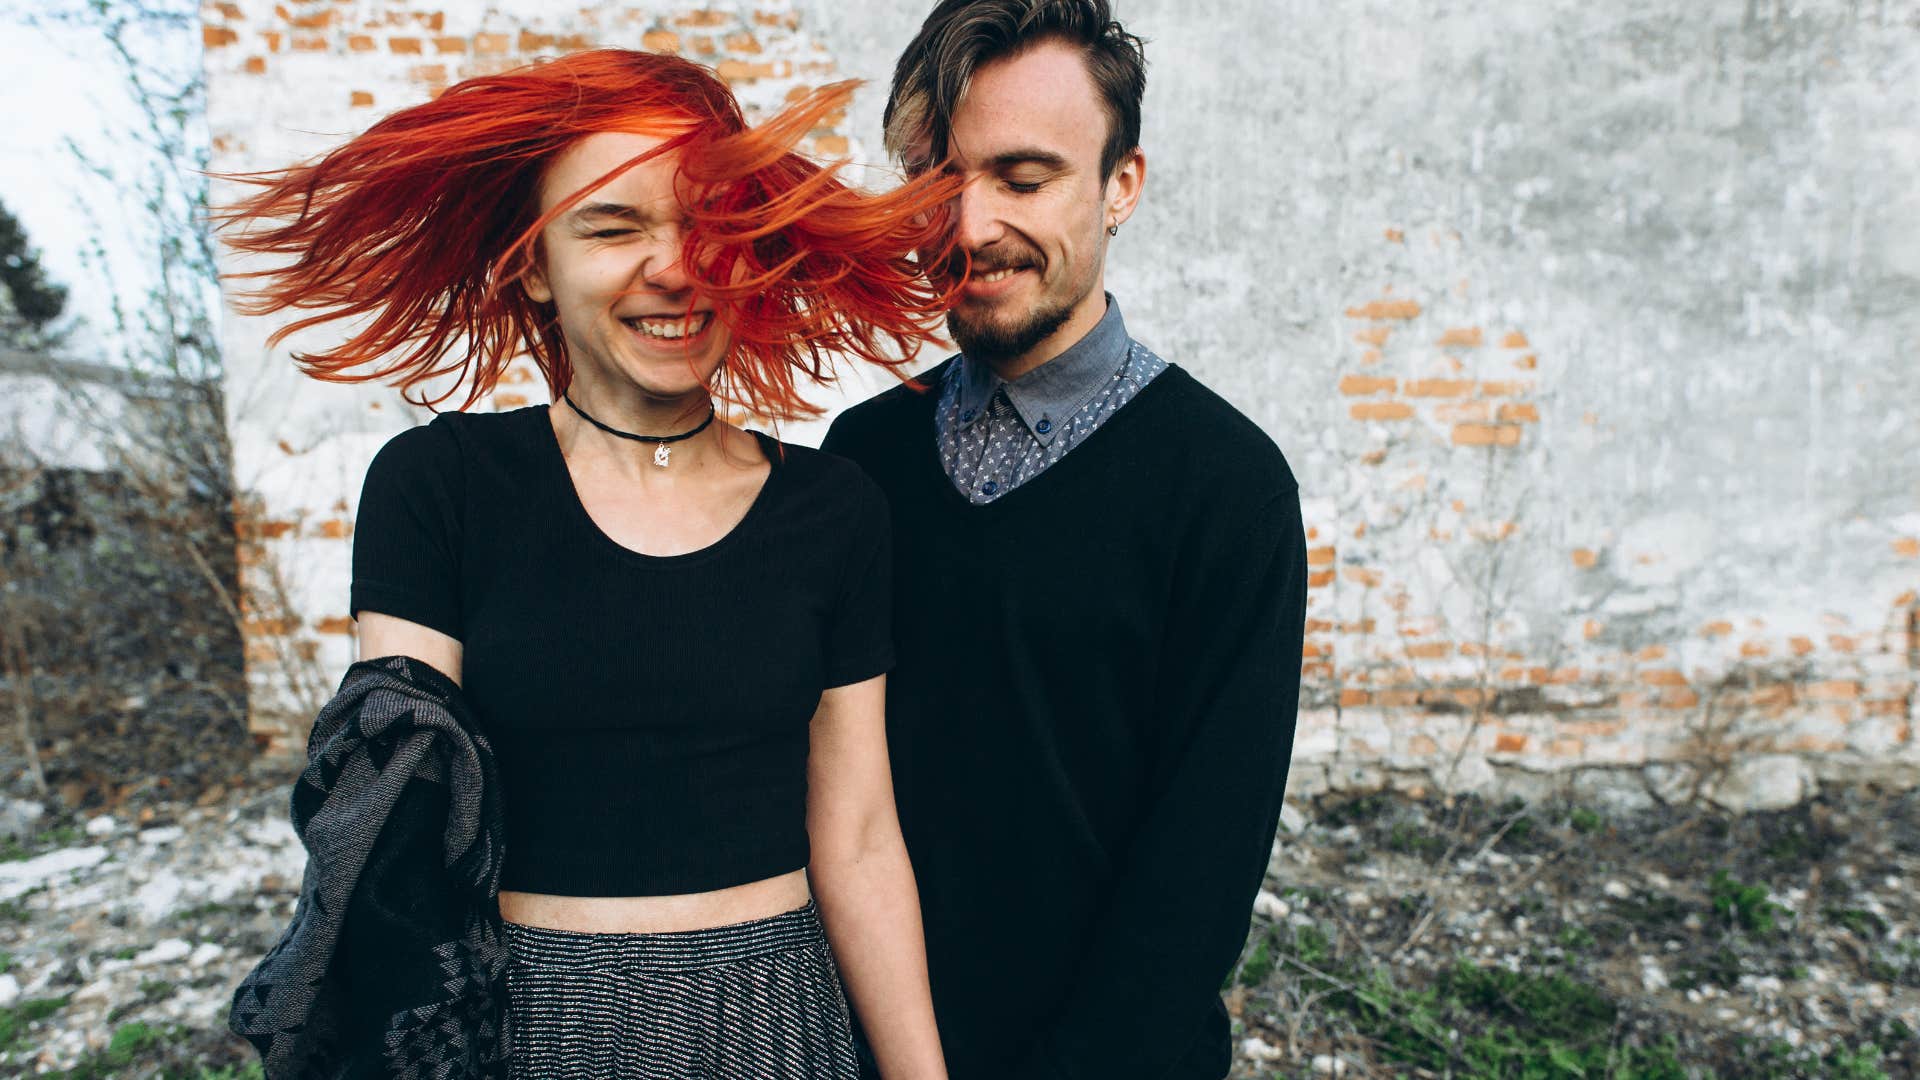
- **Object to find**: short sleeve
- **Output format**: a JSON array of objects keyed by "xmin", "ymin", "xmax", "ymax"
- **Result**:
[
  {"xmin": 350, "ymin": 419, "xmax": 465, "ymax": 641},
  {"xmin": 821, "ymin": 471, "xmax": 893, "ymax": 688}
]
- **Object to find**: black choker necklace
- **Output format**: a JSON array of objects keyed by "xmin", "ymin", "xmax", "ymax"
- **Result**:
[{"xmin": 563, "ymin": 394, "xmax": 716, "ymax": 468}]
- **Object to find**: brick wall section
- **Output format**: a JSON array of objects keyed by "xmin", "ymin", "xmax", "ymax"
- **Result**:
[
  {"xmin": 203, "ymin": 2, "xmax": 1920, "ymax": 800},
  {"xmin": 203, "ymin": 0, "xmax": 856, "ymax": 753}
]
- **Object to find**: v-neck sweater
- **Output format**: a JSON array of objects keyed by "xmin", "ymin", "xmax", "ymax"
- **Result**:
[{"xmin": 823, "ymin": 361, "xmax": 1309, "ymax": 1080}]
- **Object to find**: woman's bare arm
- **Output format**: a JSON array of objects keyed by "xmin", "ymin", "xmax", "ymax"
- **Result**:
[
  {"xmin": 806, "ymin": 675, "xmax": 945, "ymax": 1079},
  {"xmin": 355, "ymin": 611, "xmax": 463, "ymax": 685}
]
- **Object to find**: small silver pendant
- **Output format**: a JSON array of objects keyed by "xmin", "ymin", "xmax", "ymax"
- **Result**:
[{"xmin": 653, "ymin": 443, "xmax": 672, "ymax": 468}]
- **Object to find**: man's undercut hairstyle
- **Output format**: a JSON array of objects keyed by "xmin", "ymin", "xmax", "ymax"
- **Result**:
[{"xmin": 885, "ymin": 0, "xmax": 1146, "ymax": 179}]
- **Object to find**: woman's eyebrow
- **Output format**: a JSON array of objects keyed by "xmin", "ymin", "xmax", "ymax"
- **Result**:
[{"xmin": 569, "ymin": 202, "xmax": 648, "ymax": 223}]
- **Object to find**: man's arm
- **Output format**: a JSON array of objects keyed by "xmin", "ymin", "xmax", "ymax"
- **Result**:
[{"xmin": 1014, "ymin": 489, "xmax": 1308, "ymax": 1079}]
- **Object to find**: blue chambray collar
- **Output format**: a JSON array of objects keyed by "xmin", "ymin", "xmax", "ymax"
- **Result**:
[{"xmin": 950, "ymin": 295, "xmax": 1131, "ymax": 447}]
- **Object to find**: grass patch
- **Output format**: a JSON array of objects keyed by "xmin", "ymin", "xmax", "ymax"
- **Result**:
[
  {"xmin": 0, "ymin": 995, "xmax": 70, "ymax": 1056},
  {"xmin": 0, "ymin": 825, "xmax": 84, "ymax": 864},
  {"xmin": 1710, "ymin": 870, "xmax": 1787, "ymax": 936}
]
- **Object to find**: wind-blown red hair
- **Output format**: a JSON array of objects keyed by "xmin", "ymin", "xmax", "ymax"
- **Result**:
[{"xmin": 217, "ymin": 48, "xmax": 960, "ymax": 417}]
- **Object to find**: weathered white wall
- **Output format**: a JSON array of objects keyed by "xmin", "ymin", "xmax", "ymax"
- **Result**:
[{"xmin": 204, "ymin": 0, "xmax": 1919, "ymax": 805}]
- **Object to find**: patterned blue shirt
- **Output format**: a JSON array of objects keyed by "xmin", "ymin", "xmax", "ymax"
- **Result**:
[{"xmin": 936, "ymin": 296, "xmax": 1168, "ymax": 504}]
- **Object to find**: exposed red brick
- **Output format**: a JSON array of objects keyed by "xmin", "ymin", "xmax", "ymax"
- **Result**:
[
  {"xmin": 1741, "ymin": 639, "xmax": 1771, "ymax": 658},
  {"xmin": 1405, "ymin": 378, "xmax": 1472, "ymax": 397},
  {"xmin": 434, "ymin": 36, "xmax": 469, "ymax": 54},
  {"xmin": 1302, "ymin": 642, "xmax": 1326, "ymax": 659},
  {"xmin": 1342, "ymin": 566, "xmax": 1383, "ymax": 587},
  {"xmin": 287, "ymin": 9, "xmax": 334, "ymax": 30},
  {"xmin": 1701, "ymin": 620, "xmax": 1733, "ymax": 637},
  {"xmin": 813, "ymin": 134, "xmax": 851, "ymax": 156},
  {"xmin": 1806, "ymin": 680, "xmax": 1861, "ymax": 701},
  {"xmin": 1827, "ymin": 634, "xmax": 1857, "ymax": 653},
  {"xmin": 1550, "ymin": 737, "xmax": 1585, "ymax": 758},
  {"xmin": 348, "ymin": 34, "xmax": 376, "ymax": 51},
  {"xmin": 1477, "ymin": 380, "xmax": 1529, "ymax": 397},
  {"xmin": 518, "ymin": 30, "xmax": 555, "ymax": 51},
  {"xmin": 1789, "ymin": 636, "xmax": 1816, "ymax": 656},
  {"xmin": 1660, "ymin": 688, "xmax": 1700, "ymax": 709},
  {"xmin": 1493, "ymin": 733, "xmax": 1528, "ymax": 754},
  {"xmin": 389, "ymin": 36, "xmax": 423, "ymax": 54},
  {"xmin": 1350, "ymin": 402, "xmax": 1414, "ymax": 421},
  {"xmin": 1301, "ymin": 662, "xmax": 1333, "ymax": 679},
  {"xmin": 1405, "ymin": 641, "xmax": 1450, "ymax": 660},
  {"xmin": 1304, "ymin": 619, "xmax": 1333, "ymax": 633},
  {"xmin": 1339, "ymin": 688, "xmax": 1370, "ymax": 708},
  {"xmin": 493, "ymin": 393, "xmax": 530, "ymax": 409},
  {"xmin": 1864, "ymin": 699, "xmax": 1907, "ymax": 717},
  {"xmin": 1373, "ymin": 690, "xmax": 1419, "ymax": 707},
  {"xmin": 262, "ymin": 30, "xmax": 283, "ymax": 52},
  {"xmin": 1637, "ymin": 644, "xmax": 1667, "ymax": 661},
  {"xmin": 1894, "ymin": 537, "xmax": 1920, "ymax": 558},
  {"xmin": 1308, "ymin": 569, "xmax": 1335, "ymax": 589},
  {"xmin": 244, "ymin": 617, "xmax": 299, "ymax": 636},
  {"xmin": 244, "ymin": 641, "xmax": 278, "ymax": 664},
  {"xmin": 204, "ymin": 26, "xmax": 239, "ymax": 47},
  {"xmin": 1307, "ymin": 545, "xmax": 1336, "ymax": 567},
  {"xmin": 1515, "ymin": 354, "xmax": 1538, "ymax": 370},
  {"xmin": 411, "ymin": 63, "xmax": 448, "ymax": 83},
  {"xmin": 1354, "ymin": 326, "xmax": 1390, "ymax": 346},
  {"xmin": 1384, "ymin": 228, "xmax": 1405, "ymax": 243},
  {"xmin": 1406, "ymin": 734, "xmax": 1439, "ymax": 756},
  {"xmin": 1502, "ymin": 331, "xmax": 1530, "ymax": 348},
  {"xmin": 1436, "ymin": 401, "xmax": 1490, "ymax": 422},
  {"xmin": 1338, "ymin": 374, "xmax": 1396, "ymax": 396},
  {"xmin": 1571, "ymin": 548, "xmax": 1597, "ymax": 569},
  {"xmin": 642, "ymin": 29, "xmax": 682, "ymax": 53},
  {"xmin": 314, "ymin": 518, "xmax": 354, "ymax": 539},
  {"xmin": 244, "ymin": 56, "xmax": 268, "ymax": 74},
  {"xmin": 350, "ymin": 90, "xmax": 374, "ymax": 107},
  {"xmin": 675, "ymin": 10, "xmax": 731, "ymax": 27},
  {"xmin": 1436, "ymin": 327, "xmax": 1483, "ymax": 347},
  {"xmin": 1641, "ymin": 669, "xmax": 1688, "ymax": 687},
  {"xmin": 1452, "ymin": 423, "xmax": 1522, "ymax": 447},
  {"xmin": 725, "ymin": 32, "xmax": 763, "ymax": 52},
  {"xmin": 315, "ymin": 616, "xmax": 355, "ymax": 635},
  {"xmin": 474, "ymin": 32, "xmax": 511, "ymax": 54},
  {"xmin": 214, "ymin": 1, "xmax": 243, "ymax": 18},
  {"xmin": 1344, "ymin": 299, "xmax": 1421, "ymax": 320},
  {"xmin": 1497, "ymin": 402, "xmax": 1540, "ymax": 423},
  {"xmin": 689, "ymin": 34, "xmax": 718, "ymax": 54}
]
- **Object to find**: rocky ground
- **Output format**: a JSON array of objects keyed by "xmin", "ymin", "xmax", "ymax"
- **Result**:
[{"xmin": 0, "ymin": 776, "xmax": 1914, "ymax": 1078}]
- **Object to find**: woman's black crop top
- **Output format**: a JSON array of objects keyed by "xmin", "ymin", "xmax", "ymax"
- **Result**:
[{"xmin": 349, "ymin": 406, "xmax": 892, "ymax": 896}]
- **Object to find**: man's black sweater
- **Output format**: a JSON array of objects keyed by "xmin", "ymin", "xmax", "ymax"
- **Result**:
[{"xmin": 823, "ymin": 360, "xmax": 1308, "ymax": 1079}]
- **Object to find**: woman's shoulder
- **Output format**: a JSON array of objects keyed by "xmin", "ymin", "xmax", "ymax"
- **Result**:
[
  {"xmin": 758, "ymin": 433, "xmax": 886, "ymax": 513},
  {"xmin": 366, "ymin": 405, "xmax": 547, "ymax": 489}
]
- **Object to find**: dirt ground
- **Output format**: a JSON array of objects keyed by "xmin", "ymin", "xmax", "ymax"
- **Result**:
[
  {"xmin": 1229, "ymin": 783, "xmax": 1920, "ymax": 1079},
  {"xmin": 0, "ymin": 776, "xmax": 1915, "ymax": 1078}
]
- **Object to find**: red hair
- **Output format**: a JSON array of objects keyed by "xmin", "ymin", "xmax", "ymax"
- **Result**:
[{"xmin": 218, "ymin": 49, "xmax": 960, "ymax": 417}]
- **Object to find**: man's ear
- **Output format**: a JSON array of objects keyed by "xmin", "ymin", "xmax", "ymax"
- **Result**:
[{"xmin": 1105, "ymin": 147, "xmax": 1145, "ymax": 230}]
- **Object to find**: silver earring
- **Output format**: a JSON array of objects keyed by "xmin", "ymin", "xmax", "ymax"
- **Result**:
[{"xmin": 1107, "ymin": 223, "xmax": 1119, "ymax": 236}]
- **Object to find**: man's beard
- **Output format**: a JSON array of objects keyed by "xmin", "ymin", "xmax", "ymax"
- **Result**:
[{"xmin": 946, "ymin": 294, "xmax": 1076, "ymax": 363}]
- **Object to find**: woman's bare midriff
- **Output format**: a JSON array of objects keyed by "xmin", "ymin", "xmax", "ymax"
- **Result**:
[{"xmin": 498, "ymin": 868, "xmax": 812, "ymax": 934}]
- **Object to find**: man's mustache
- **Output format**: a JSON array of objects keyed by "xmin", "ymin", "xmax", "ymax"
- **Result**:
[{"xmin": 942, "ymin": 245, "xmax": 1043, "ymax": 278}]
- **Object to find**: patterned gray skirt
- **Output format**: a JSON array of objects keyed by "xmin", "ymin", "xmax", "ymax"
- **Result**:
[{"xmin": 503, "ymin": 901, "xmax": 859, "ymax": 1079}]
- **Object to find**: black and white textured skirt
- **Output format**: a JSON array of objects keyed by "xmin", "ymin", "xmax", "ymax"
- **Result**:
[{"xmin": 502, "ymin": 900, "xmax": 859, "ymax": 1079}]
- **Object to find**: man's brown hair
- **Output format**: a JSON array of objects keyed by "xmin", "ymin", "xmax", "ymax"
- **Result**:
[{"xmin": 885, "ymin": 0, "xmax": 1147, "ymax": 179}]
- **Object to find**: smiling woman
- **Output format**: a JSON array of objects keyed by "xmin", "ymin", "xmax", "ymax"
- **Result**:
[{"xmin": 217, "ymin": 47, "xmax": 958, "ymax": 1080}]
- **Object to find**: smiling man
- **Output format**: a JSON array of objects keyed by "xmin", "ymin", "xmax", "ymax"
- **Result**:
[{"xmin": 821, "ymin": 2, "xmax": 1309, "ymax": 1077}]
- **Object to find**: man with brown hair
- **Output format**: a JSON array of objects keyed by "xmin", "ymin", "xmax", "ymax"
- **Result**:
[{"xmin": 822, "ymin": 2, "xmax": 1308, "ymax": 1076}]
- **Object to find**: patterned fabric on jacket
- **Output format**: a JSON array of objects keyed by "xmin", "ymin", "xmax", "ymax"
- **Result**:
[{"xmin": 229, "ymin": 655, "xmax": 509, "ymax": 1079}]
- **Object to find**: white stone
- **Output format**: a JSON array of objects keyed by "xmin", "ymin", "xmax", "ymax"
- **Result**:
[
  {"xmin": 0, "ymin": 845, "xmax": 109, "ymax": 901},
  {"xmin": 1708, "ymin": 755, "xmax": 1816, "ymax": 813},
  {"xmin": 0, "ymin": 973, "xmax": 17, "ymax": 1007},
  {"xmin": 83, "ymin": 815, "xmax": 118, "ymax": 837},
  {"xmin": 1240, "ymin": 1037, "xmax": 1283, "ymax": 1062},
  {"xmin": 1311, "ymin": 1053, "xmax": 1349, "ymax": 1075},
  {"xmin": 1279, "ymin": 802, "xmax": 1308, "ymax": 834},
  {"xmin": 1253, "ymin": 890, "xmax": 1292, "ymax": 920},
  {"xmin": 133, "ymin": 870, "xmax": 186, "ymax": 924},
  {"xmin": 0, "ymin": 797, "xmax": 45, "ymax": 840},
  {"xmin": 1640, "ymin": 957, "xmax": 1669, "ymax": 991},
  {"xmin": 189, "ymin": 942, "xmax": 224, "ymax": 967},
  {"xmin": 138, "ymin": 826, "xmax": 186, "ymax": 845},
  {"xmin": 134, "ymin": 938, "xmax": 193, "ymax": 965},
  {"xmin": 1603, "ymin": 879, "xmax": 1631, "ymax": 899}
]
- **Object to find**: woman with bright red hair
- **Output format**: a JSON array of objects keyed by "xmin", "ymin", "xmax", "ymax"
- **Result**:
[{"xmin": 223, "ymin": 49, "xmax": 952, "ymax": 1079}]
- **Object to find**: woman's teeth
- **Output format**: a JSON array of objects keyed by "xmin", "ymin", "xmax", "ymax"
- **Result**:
[
  {"xmin": 975, "ymin": 267, "xmax": 1023, "ymax": 283},
  {"xmin": 625, "ymin": 312, "xmax": 711, "ymax": 340}
]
